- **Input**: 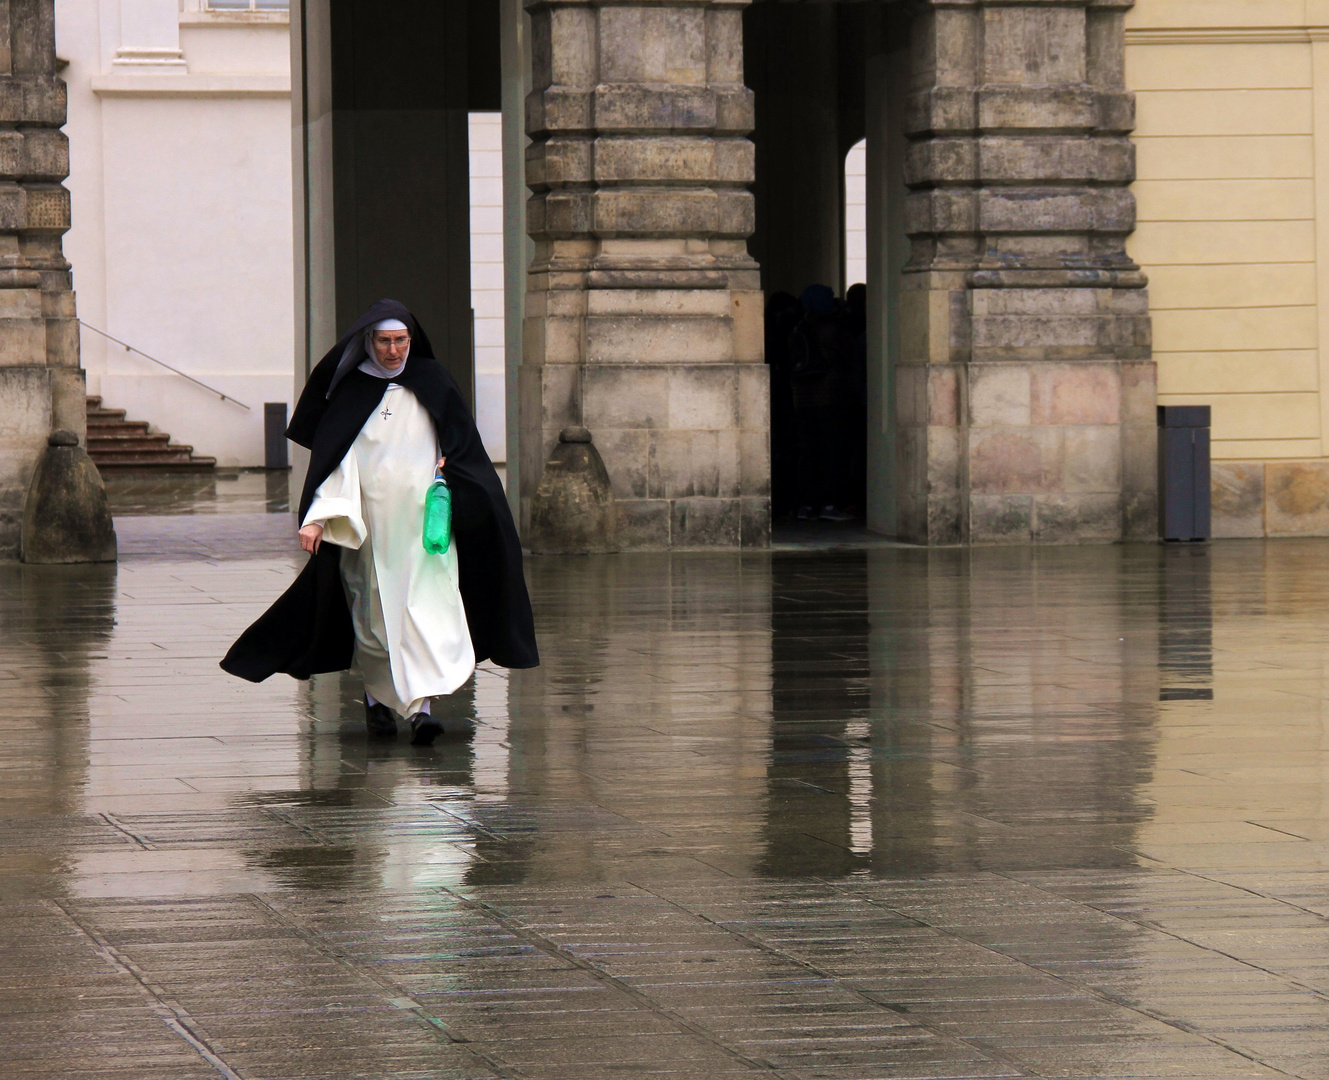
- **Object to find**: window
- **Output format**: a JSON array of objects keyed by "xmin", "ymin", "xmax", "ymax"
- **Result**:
[{"xmin": 204, "ymin": 0, "xmax": 290, "ymax": 11}]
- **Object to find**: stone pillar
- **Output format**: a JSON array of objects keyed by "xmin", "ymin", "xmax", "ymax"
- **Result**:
[
  {"xmin": 896, "ymin": 0, "xmax": 1154, "ymax": 544},
  {"xmin": 521, "ymin": 0, "xmax": 768, "ymax": 549},
  {"xmin": 0, "ymin": 1, "xmax": 83, "ymax": 558}
]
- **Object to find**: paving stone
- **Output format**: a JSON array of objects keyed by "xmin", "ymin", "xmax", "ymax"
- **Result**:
[{"xmin": 3, "ymin": 480, "xmax": 1329, "ymax": 1075}]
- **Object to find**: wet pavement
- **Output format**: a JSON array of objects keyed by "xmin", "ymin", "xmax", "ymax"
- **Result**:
[{"xmin": 3, "ymin": 473, "xmax": 1329, "ymax": 1077}]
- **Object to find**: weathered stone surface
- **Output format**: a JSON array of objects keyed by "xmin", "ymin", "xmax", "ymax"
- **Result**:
[
  {"xmin": 893, "ymin": 0, "xmax": 1152, "ymax": 545},
  {"xmin": 20, "ymin": 430, "xmax": 115, "ymax": 564},
  {"xmin": 521, "ymin": 0, "xmax": 1149, "ymax": 548},
  {"xmin": 615, "ymin": 496, "xmax": 670, "ymax": 548},
  {"xmin": 740, "ymin": 494, "xmax": 769, "ymax": 546},
  {"xmin": 0, "ymin": 2, "xmax": 83, "ymax": 559},
  {"xmin": 1198, "ymin": 460, "xmax": 1329, "ymax": 539},
  {"xmin": 970, "ymin": 428, "xmax": 1064, "ymax": 495},
  {"xmin": 592, "ymin": 135, "xmax": 753, "ymax": 183},
  {"xmin": 970, "ymin": 493, "xmax": 1033, "ymax": 543},
  {"xmin": 1064, "ymin": 425, "xmax": 1121, "ymax": 493},
  {"xmin": 1031, "ymin": 364, "xmax": 1121, "ymax": 426},
  {"xmin": 1212, "ymin": 462, "xmax": 1264, "ymax": 539},
  {"xmin": 529, "ymin": 427, "xmax": 618, "ymax": 555},
  {"xmin": 585, "ymin": 314, "xmax": 735, "ymax": 365},
  {"xmin": 1121, "ymin": 420, "xmax": 1158, "ymax": 541},
  {"xmin": 969, "ymin": 365, "xmax": 1031, "ymax": 428},
  {"xmin": 929, "ymin": 366, "xmax": 961, "ymax": 427},
  {"xmin": 522, "ymin": 0, "xmax": 766, "ymax": 550},
  {"xmin": 0, "ymin": 77, "xmax": 65, "ymax": 126},
  {"xmin": 1266, "ymin": 461, "xmax": 1329, "ymax": 538},
  {"xmin": 671, "ymin": 495, "xmax": 741, "ymax": 548},
  {"xmin": 1033, "ymin": 492, "xmax": 1122, "ymax": 544},
  {"xmin": 0, "ymin": 128, "xmax": 67, "ymax": 182}
]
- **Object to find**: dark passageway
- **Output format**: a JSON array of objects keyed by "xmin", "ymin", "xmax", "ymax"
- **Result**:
[{"xmin": 745, "ymin": 2, "xmax": 905, "ymax": 529}]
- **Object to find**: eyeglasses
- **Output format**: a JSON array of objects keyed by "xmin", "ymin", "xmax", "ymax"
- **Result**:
[{"xmin": 373, "ymin": 335, "xmax": 411, "ymax": 349}]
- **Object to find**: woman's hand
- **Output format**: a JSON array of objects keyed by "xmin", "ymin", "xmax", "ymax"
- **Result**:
[
  {"xmin": 436, "ymin": 456, "xmax": 447, "ymax": 472},
  {"xmin": 299, "ymin": 523, "xmax": 324, "ymax": 555}
]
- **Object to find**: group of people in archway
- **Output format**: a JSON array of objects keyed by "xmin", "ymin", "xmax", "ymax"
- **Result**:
[{"xmin": 766, "ymin": 283, "xmax": 867, "ymax": 523}]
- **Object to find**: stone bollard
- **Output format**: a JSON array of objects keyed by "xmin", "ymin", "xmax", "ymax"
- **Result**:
[
  {"xmin": 21, "ymin": 430, "xmax": 117, "ymax": 564},
  {"xmin": 529, "ymin": 426, "xmax": 618, "ymax": 554}
]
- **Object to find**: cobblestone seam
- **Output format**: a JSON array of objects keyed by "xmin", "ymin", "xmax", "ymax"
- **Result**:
[
  {"xmin": 49, "ymin": 898, "xmax": 244, "ymax": 1080},
  {"xmin": 852, "ymin": 879, "xmax": 1299, "ymax": 1079},
  {"xmin": 100, "ymin": 811, "xmax": 158, "ymax": 850},
  {"xmin": 641, "ymin": 886, "xmax": 1032, "ymax": 1078},
  {"xmin": 1158, "ymin": 865, "xmax": 1329, "ymax": 1002},
  {"xmin": 261, "ymin": 805, "xmax": 339, "ymax": 847},
  {"xmin": 437, "ymin": 885, "xmax": 787, "ymax": 1078},
  {"xmin": 1004, "ymin": 869, "xmax": 1329, "ymax": 1067},
  {"xmin": 243, "ymin": 892, "xmax": 516, "ymax": 1079}
]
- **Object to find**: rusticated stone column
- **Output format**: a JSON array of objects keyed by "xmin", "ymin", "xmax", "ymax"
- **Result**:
[
  {"xmin": 897, "ymin": 0, "xmax": 1154, "ymax": 544},
  {"xmin": 521, "ymin": 0, "xmax": 768, "ymax": 549},
  {"xmin": 0, "ymin": 1, "xmax": 82, "ymax": 557}
]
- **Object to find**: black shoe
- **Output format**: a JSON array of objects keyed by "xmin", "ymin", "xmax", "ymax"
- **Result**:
[
  {"xmin": 819, "ymin": 505, "xmax": 855, "ymax": 522},
  {"xmin": 409, "ymin": 713, "xmax": 445, "ymax": 746},
  {"xmin": 365, "ymin": 699, "xmax": 397, "ymax": 738}
]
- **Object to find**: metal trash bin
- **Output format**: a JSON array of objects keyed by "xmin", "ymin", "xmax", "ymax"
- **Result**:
[
  {"xmin": 264, "ymin": 402, "xmax": 289, "ymax": 470},
  {"xmin": 1157, "ymin": 405, "xmax": 1210, "ymax": 542}
]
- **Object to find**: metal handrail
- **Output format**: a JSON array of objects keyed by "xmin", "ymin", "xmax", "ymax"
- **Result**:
[{"xmin": 78, "ymin": 320, "xmax": 251, "ymax": 411}]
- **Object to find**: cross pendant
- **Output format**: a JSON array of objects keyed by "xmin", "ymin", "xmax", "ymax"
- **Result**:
[{"xmin": 380, "ymin": 405, "xmax": 392, "ymax": 421}]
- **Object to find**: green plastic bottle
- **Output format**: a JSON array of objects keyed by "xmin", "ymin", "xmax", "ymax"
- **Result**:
[{"xmin": 422, "ymin": 471, "xmax": 452, "ymax": 554}]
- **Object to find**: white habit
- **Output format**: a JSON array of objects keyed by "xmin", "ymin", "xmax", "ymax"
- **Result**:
[{"xmin": 302, "ymin": 381, "xmax": 475, "ymax": 715}]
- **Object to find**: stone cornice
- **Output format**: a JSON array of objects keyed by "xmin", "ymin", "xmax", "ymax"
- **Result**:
[
  {"xmin": 90, "ymin": 73, "xmax": 289, "ymax": 97},
  {"xmin": 1126, "ymin": 26, "xmax": 1329, "ymax": 45},
  {"xmin": 178, "ymin": 12, "xmax": 290, "ymax": 26}
]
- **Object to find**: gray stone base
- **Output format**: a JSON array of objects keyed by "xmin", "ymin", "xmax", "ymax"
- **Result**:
[
  {"xmin": 0, "ymin": 366, "xmax": 59, "ymax": 560},
  {"xmin": 611, "ymin": 494, "xmax": 769, "ymax": 549}
]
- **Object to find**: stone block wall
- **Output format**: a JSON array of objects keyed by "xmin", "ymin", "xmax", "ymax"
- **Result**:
[
  {"xmin": 895, "ymin": 0, "xmax": 1154, "ymax": 545},
  {"xmin": 1212, "ymin": 461, "xmax": 1329, "ymax": 538},
  {"xmin": 521, "ymin": 0, "xmax": 769, "ymax": 550},
  {"xmin": 0, "ymin": 1, "xmax": 82, "ymax": 557}
]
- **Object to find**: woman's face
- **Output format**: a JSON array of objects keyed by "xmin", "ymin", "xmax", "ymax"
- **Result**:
[{"xmin": 372, "ymin": 329, "xmax": 411, "ymax": 368}]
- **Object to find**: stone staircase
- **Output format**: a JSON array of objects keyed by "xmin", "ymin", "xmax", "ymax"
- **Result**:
[{"xmin": 85, "ymin": 396, "xmax": 216, "ymax": 470}]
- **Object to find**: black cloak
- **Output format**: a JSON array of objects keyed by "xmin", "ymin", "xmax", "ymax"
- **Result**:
[{"xmin": 221, "ymin": 299, "xmax": 539, "ymax": 683}]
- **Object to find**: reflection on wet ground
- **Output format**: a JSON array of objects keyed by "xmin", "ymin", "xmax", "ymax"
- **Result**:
[
  {"xmin": 3, "ymin": 474, "xmax": 1329, "ymax": 1077},
  {"xmin": 104, "ymin": 468, "xmax": 293, "ymax": 516}
]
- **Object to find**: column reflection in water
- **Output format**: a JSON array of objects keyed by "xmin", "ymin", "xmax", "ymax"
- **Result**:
[
  {"xmin": 931, "ymin": 547, "xmax": 1159, "ymax": 873},
  {"xmin": 763, "ymin": 547, "xmax": 1164, "ymax": 878},
  {"xmin": 1158, "ymin": 544, "xmax": 1213, "ymax": 700},
  {"xmin": 1135, "ymin": 540, "xmax": 1291, "ymax": 860},
  {"xmin": 0, "ymin": 565, "xmax": 120, "ymax": 1080},
  {"xmin": 762, "ymin": 552, "xmax": 872, "ymax": 877},
  {"xmin": 499, "ymin": 553, "xmax": 773, "ymax": 883},
  {"xmin": 864, "ymin": 548, "xmax": 964, "ymax": 877},
  {"xmin": 0, "ymin": 563, "xmax": 115, "ymax": 842}
]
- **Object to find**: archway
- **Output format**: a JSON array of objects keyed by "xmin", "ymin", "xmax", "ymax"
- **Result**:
[{"xmin": 744, "ymin": 1, "xmax": 909, "ymax": 534}]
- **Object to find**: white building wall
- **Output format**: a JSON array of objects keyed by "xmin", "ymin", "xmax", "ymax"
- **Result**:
[
  {"xmin": 845, "ymin": 138, "xmax": 867, "ymax": 293},
  {"xmin": 470, "ymin": 112, "xmax": 506, "ymax": 463},
  {"xmin": 56, "ymin": 1, "xmax": 294, "ymax": 468}
]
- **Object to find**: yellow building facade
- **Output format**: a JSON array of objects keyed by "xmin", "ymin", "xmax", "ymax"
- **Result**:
[{"xmin": 1128, "ymin": 0, "xmax": 1329, "ymax": 535}]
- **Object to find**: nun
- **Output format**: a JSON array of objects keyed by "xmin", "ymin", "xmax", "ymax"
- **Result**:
[{"xmin": 222, "ymin": 299, "xmax": 538, "ymax": 745}]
